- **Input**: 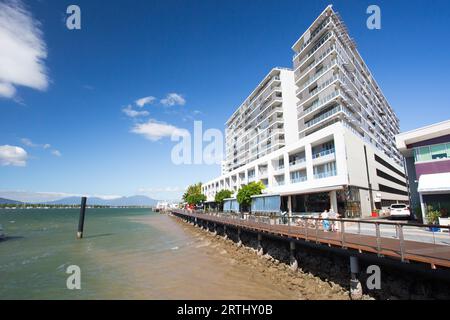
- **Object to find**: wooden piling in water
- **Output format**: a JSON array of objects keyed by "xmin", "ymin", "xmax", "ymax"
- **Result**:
[{"xmin": 77, "ymin": 197, "xmax": 87, "ymax": 239}]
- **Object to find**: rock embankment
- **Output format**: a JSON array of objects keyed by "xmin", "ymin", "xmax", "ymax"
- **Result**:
[{"xmin": 175, "ymin": 215, "xmax": 450, "ymax": 300}]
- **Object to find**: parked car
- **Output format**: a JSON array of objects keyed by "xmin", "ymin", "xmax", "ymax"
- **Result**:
[{"xmin": 388, "ymin": 204, "xmax": 411, "ymax": 220}]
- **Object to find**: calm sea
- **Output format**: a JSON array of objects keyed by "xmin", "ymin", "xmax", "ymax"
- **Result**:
[{"xmin": 0, "ymin": 208, "xmax": 294, "ymax": 299}]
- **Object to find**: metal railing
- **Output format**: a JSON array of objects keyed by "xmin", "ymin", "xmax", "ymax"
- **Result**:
[{"xmin": 173, "ymin": 210, "xmax": 450, "ymax": 267}]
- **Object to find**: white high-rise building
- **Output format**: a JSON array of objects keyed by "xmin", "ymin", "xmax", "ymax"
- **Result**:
[{"xmin": 202, "ymin": 5, "xmax": 409, "ymax": 218}]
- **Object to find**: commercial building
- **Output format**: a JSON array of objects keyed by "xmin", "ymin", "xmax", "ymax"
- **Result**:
[
  {"xmin": 202, "ymin": 5, "xmax": 409, "ymax": 218},
  {"xmin": 396, "ymin": 120, "xmax": 450, "ymax": 223}
]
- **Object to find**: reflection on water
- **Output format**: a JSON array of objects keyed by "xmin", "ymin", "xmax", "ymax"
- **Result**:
[{"xmin": 0, "ymin": 208, "xmax": 295, "ymax": 299}]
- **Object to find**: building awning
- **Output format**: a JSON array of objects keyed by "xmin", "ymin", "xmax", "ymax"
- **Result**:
[
  {"xmin": 278, "ymin": 185, "xmax": 343, "ymax": 197},
  {"xmin": 418, "ymin": 172, "xmax": 450, "ymax": 194}
]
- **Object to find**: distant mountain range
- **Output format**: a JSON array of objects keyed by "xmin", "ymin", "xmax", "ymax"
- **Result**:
[
  {"xmin": 45, "ymin": 195, "xmax": 158, "ymax": 206},
  {"xmin": 0, "ymin": 198, "xmax": 23, "ymax": 205}
]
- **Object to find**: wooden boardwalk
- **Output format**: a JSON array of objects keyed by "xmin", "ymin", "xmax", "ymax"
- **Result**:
[{"xmin": 172, "ymin": 210, "xmax": 450, "ymax": 269}]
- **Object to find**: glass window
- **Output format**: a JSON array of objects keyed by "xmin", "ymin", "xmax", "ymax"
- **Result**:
[
  {"xmin": 430, "ymin": 144, "xmax": 447, "ymax": 160},
  {"xmin": 447, "ymin": 143, "xmax": 450, "ymax": 155},
  {"xmin": 416, "ymin": 146, "xmax": 431, "ymax": 162}
]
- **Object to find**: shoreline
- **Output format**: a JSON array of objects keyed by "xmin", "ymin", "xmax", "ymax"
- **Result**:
[{"xmin": 169, "ymin": 214, "xmax": 354, "ymax": 300}]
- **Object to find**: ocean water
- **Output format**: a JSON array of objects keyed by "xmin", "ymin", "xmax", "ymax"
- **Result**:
[{"xmin": 0, "ymin": 208, "xmax": 295, "ymax": 300}]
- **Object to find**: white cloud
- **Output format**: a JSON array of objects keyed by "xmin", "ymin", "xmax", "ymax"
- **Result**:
[
  {"xmin": 20, "ymin": 137, "xmax": 37, "ymax": 147},
  {"xmin": 131, "ymin": 119, "xmax": 188, "ymax": 141},
  {"xmin": 21, "ymin": 138, "xmax": 52, "ymax": 149},
  {"xmin": 135, "ymin": 96, "xmax": 156, "ymax": 107},
  {"xmin": 0, "ymin": 0, "xmax": 49, "ymax": 99},
  {"xmin": 51, "ymin": 150, "xmax": 61, "ymax": 157},
  {"xmin": 0, "ymin": 82, "xmax": 16, "ymax": 98},
  {"xmin": 122, "ymin": 105, "xmax": 149, "ymax": 118},
  {"xmin": 160, "ymin": 93, "xmax": 186, "ymax": 107},
  {"xmin": 0, "ymin": 145, "xmax": 28, "ymax": 166}
]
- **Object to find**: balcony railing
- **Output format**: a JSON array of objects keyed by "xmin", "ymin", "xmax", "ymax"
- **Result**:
[
  {"xmin": 298, "ymin": 58, "xmax": 337, "ymax": 91},
  {"xmin": 289, "ymin": 158, "xmax": 306, "ymax": 166},
  {"xmin": 302, "ymin": 90, "xmax": 339, "ymax": 116},
  {"xmin": 291, "ymin": 176, "xmax": 307, "ymax": 183},
  {"xmin": 314, "ymin": 170, "xmax": 337, "ymax": 179},
  {"xmin": 294, "ymin": 30, "xmax": 333, "ymax": 61},
  {"xmin": 305, "ymin": 105, "xmax": 341, "ymax": 128},
  {"xmin": 274, "ymin": 180, "xmax": 285, "ymax": 186},
  {"xmin": 295, "ymin": 43, "xmax": 336, "ymax": 78},
  {"xmin": 312, "ymin": 148, "xmax": 335, "ymax": 159}
]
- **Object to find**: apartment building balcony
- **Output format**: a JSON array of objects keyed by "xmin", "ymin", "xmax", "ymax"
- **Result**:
[
  {"xmin": 300, "ymin": 89, "xmax": 339, "ymax": 119},
  {"xmin": 289, "ymin": 157, "xmax": 307, "ymax": 171},
  {"xmin": 298, "ymin": 73, "xmax": 340, "ymax": 107},
  {"xmin": 314, "ymin": 170, "xmax": 337, "ymax": 179},
  {"xmin": 295, "ymin": 54, "xmax": 337, "ymax": 89},
  {"xmin": 294, "ymin": 40, "xmax": 336, "ymax": 80},
  {"xmin": 258, "ymin": 166, "xmax": 268, "ymax": 179},
  {"xmin": 313, "ymin": 161, "xmax": 337, "ymax": 179},
  {"xmin": 312, "ymin": 148, "xmax": 336, "ymax": 166},
  {"xmin": 303, "ymin": 103, "xmax": 341, "ymax": 129},
  {"xmin": 290, "ymin": 170, "xmax": 307, "ymax": 184},
  {"xmin": 293, "ymin": 27, "xmax": 333, "ymax": 63},
  {"xmin": 273, "ymin": 174, "xmax": 285, "ymax": 186},
  {"xmin": 272, "ymin": 164, "xmax": 285, "ymax": 175}
]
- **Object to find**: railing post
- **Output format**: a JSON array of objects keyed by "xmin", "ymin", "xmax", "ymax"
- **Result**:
[
  {"xmin": 237, "ymin": 227, "xmax": 242, "ymax": 247},
  {"xmin": 289, "ymin": 241, "xmax": 298, "ymax": 271},
  {"xmin": 398, "ymin": 224, "xmax": 405, "ymax": 262},
  {"xmin": 375, "ymin": 222, "xmax": 382, "ymax": 257},
  {"xmin": 257, "ymin": 233, "xmax": 264, "ymax": 256}
]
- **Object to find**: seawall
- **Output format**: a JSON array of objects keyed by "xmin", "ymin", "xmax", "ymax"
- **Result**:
[{"xmin": 172, "ymin": 212, "xmax": 450, "ymax": 300}]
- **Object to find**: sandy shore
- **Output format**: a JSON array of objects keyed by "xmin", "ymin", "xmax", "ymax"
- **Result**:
[{"xmin": 165, "ymin": 214, "xmax": 354, "ymax": 300}]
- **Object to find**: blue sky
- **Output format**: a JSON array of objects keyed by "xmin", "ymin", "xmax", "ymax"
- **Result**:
[{"xmin": 0, "ymin": 0, "xmax": 449, "ymax": 201}]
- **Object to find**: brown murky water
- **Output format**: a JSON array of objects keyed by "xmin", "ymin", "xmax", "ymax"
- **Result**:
[{"xmin": 0, "ymin": 209, "xmax": 349, "ymax": 299}]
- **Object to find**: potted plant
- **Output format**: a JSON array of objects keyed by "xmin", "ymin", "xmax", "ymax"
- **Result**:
[{"xmin": 426, "ymin": 206, "xmax": 441, "ymax": 232}]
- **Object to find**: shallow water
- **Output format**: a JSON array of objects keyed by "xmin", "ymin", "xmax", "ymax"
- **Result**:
[{"xmin": 0, "ymin": 208, "xmax": 297, "ymax": 299}]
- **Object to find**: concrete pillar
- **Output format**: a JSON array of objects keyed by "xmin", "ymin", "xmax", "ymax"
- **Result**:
[
  {"xmin": 287, "ymin": 195, "xmax": 292, "ymax": 217},
  {"xmin": 349, "ymin": 256, "xmax": 363, "ymax": 300},
  {"xmin": 289, "ymin": 241, "xmax": 298, "ymax": 271},
  {"xmin": 420, "ymin": 193, "xmax": 427, "ymax": 223},
  {"xmin": 257, "ymin": 233, "xmax": 264, "ymax": 256},
  {"xmin": 213, "ymin": 223, "xmax": 217, "ymax": 236},
  {"xmin": 237, "ymin": 228, "xmax": 242, "ymax": 247},
  {"xmin": 329, "ymin": 190, "xmax": 338, "ymax": 213},
  {"xmin": 223, "ymin": 225, "xmax": 228, "ymax": 240}
]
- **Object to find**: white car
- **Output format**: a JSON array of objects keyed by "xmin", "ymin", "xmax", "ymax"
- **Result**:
[{"xmin": 389, "ymin": 204, "xmax": 411, "ymax": 220}]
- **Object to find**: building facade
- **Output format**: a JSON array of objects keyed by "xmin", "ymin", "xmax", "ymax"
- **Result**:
[
  {"xmin": 202, "ymin": 5, "xmax": 409, "ymax": 218},
  {"xmin": 396, "ymin": 120, "xmax": 450, "ymax": 223}
]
